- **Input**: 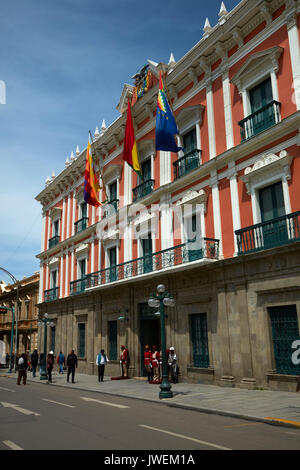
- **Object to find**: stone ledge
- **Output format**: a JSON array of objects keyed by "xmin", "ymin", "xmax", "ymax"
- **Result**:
[
  {"xmin": 266, "ymin": 373, "xmax": 299, "ymax": 383},
  {"xmin": 187, "ymin": 366, "xmax": 214, "ymax": 375}
]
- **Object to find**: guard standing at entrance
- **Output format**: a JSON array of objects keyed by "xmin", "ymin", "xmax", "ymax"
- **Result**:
[
  {"xmin": 120, "ymin": 345, "xmax": 129, "ymax": 377},
  {"xmin": 144, "ymin": 345, "xmax": 152, "ymax": 382},
  {"xmin": 151, "ymin": 346, "xmax": 160, "ymax": 383}
]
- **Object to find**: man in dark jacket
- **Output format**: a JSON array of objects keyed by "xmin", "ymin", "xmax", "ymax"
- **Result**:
[
  {"xmin": 31, "ymin": 349, "xmax": 39, "ymax": 377},
  {"xmin": 67, "ymin": 349, "xmax": 78, "ymax": 383},
  {"xmin": 17, "ymin": 353, "xmax": 28, "ymax": 385}
]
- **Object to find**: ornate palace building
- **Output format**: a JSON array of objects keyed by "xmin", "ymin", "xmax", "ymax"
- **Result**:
[
  {"xmin": 36, "ymin": 0, "xmax": 300, "ymax": 391},
  {"xmin": 0, "ymin": 273, "xmax": 39, "ymax": 355}
]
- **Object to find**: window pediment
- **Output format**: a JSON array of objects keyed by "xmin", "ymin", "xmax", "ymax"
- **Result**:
[
  {"xmin": 241, "ymin": 150, "xmax": 293, "ymax": 195},
  {"xmin": 176, "ymin": 105, "xmax": 205, "ymax": 134},
  {"xmin": 103, "ymin": 164, "xmax": 122, "ymax": 186},
  {"xmin": 75, "ymin": 243, "xmax": 89, "ymax": 257},
  {"xmin": 231, "ymin": 46, "xmax": 283, "ymax": 94},
  {"xmin": 49, "ymin": 207, "xmax": 62, "ymax": 222}
]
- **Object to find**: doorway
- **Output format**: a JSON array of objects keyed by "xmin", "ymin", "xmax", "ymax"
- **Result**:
[{"xmin": 139, "ymin": 303, "xmax": 161, "ymax": 376}]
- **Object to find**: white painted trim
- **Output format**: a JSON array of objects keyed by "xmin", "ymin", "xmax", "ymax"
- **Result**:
[
  {"xmin": 210, "ymin": 174, "xmax": 223, "ymax": 257},
  {"xmin": 206, "ymin": 84, "xmax": 216, "ymax": 159},
  {"xmin": 287, "ymin": 21, "xmax": 300, "ymax": 110},
  {"xmin": 228, "ymin": 164, "xmax": 241, "ymax": 255},
  {"xmin": 222, "ymin": 72, "xmax": 234, "ymax": 149},
  {"xmin": 39, "ymin": 263, "xmax": 44, "ymax": 303}
]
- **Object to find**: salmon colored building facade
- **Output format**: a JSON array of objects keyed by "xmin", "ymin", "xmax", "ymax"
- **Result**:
[{"xmin": 36, "ymin": 0, "xmax": 300, "ymax": 391}]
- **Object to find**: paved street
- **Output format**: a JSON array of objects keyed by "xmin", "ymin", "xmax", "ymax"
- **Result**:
[{"xmin": 0, "ymin": 373, "xmax": 300, "ymax": 451}]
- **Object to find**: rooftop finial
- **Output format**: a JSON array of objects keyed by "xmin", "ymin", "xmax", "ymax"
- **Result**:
[
  {"xmin": 203, "ymin": 18, "xmax": 212, "ymax": 38},
  {"xmin": 219, "ymin": 2, "xmax": 228, "ymax": 24},
  {"xmin": 76, "ymin": 145, "xmax": 80, "ymax": 156},
  {"xmin": 94, "ymin": 126, "xmax": 100, "ymax": 139}
]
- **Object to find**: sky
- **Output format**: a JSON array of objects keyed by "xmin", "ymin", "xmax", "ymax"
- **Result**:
[{"xmin": 0, "ymin": 0, "xmax": 240, "ymax": 283}]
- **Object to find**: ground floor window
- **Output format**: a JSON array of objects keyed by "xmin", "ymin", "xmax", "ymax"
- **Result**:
[
  {"xmin": 190, "ymin": 313, "xmax": 209, "ymax": 368},
  {"xmin": 108, "ymin": 321, "xmax": 117, "ymax": 360},
  {"xmin": 78, "ymin": 323, "xmax": 85, "ymax": 358},
  {"xmin": 50, "ymin": 326, "xmax": 56, "ymax": 354},
  {"xmin": 269, "ymin": 305, "xmax": 300, "ymax": 375}
]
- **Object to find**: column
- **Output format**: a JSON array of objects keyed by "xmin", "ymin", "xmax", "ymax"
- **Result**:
[
  {"xmin": 206, "ymin": 81, "xmax": 216, "ymax": 159},
  {"xmin": 286, "ymin": 6, "xmax": 300, "ymax": 110},
  {"xmin": 66, "ymin": 193, "xmax": 71, "ymax": 240},
  {"xmin": 210, "ymin": 172, "xmax": 223, "ymax": 257},
  {"xmin": 222, "ymin": 71, "xmax": 234, "ymax": 149},
  {"xmin": 228, "ymin": 162, "xmax": 241, "ymax": 255},
  {"xmin": 39, "ymin": 261, "xmax": 44, "ymax": 303},
  {"xmin": 160, "ymin": 151, "xmax": 171, "ymax": 186},
  {"xmin": 160, "ymin": 194, "xmax": 173, "ymax": 251},
  {"xmin": 41, "ymin": 211, "xmax": 46, "ymax": 252}
]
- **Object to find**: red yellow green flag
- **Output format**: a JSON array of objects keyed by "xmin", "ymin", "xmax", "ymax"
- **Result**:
[{"xmin": 84, "ymin": 140, "xmax": 102, "ymax": 207}]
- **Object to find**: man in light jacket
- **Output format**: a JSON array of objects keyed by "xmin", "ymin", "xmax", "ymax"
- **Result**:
[{"xmin": 96, "ymin": 349, "xmax": 109, "ymax": 382}]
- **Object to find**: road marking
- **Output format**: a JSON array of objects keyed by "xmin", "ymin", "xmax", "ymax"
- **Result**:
[
  {"xmin": 80, "ymin": 397, "xmax": 130, "ymax": 409},
  {"xmin": 1, "ymin": 402, "xmax": 40, "ymax": 416},
  {"xmin": 0, "ymin": 386, "xmax": 16, "ymax": 393},
  {"xmin": 42, "ymin": 398, "xmax": 75, "ymax": 408},
  {"xmin": 3, "ymin": 440, "xmax": 23, "ymax": 450},
  {"xmin": 265, "ymin": 417, "xmax": 300, "ymax": 429},
  {"xmin": 139, "ymin": 424, "xmax": 231, "ymax": 450},
  {"xmin": 223, "ymin": 423, "xmax": 262, "ymax": 428}
]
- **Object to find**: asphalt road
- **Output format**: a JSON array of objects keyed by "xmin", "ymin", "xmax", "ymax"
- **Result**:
[{"xmin": 0, "ymin": 375, "xmax": 300, "ymax": 452}]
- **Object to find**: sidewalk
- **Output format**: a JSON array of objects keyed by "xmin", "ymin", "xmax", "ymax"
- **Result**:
[{"xmin": 2, "ymin": 369, "xmax": 300, "ymax": 430}]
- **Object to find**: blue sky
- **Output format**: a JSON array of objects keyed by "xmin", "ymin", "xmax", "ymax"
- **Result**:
[{"xmin": 0, "ymin": 0, "xmax": 239, "ymax": 283}]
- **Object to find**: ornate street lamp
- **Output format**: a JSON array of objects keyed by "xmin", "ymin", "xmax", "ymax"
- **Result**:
[
  {"xmin": 148, "ymin": 284, "xmax": 176, "ymax": 399},
  {"xmin": 38, "ymin": 313, "xmax": 55, "ymax": 381}
]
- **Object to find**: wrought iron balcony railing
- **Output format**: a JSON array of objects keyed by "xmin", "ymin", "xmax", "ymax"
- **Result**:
[
  {"xmin": 70, "ymin": 278, "xmax": 86, "ymax": 295},
  {"xmin": 74, "ymin": 217, "xmax": 89, "ymax": 234},
  {"xmin": 85, "ymin": 238, "xmax": 219, "ymax": 290},
  {"xmin": 235, "ymin": 211, "xmax": 300, "ymax": 255},
  {"xmin": 173, "ymin": 149, "xmax": 201, "ymax": 180},
  {"xmin": 238, "ymin": 100, "xmax": 281, "ymax": 142},
  {"xmin": 132, "ymin": 179, "xmax": 155, "ymax": 202},
  {"xmin": 48, "ymin": 235, "xmax": 60, "ymax": 249},
  {"xmin": 44, "ymin": 287, "xmax": 59, "ymax": 302}
]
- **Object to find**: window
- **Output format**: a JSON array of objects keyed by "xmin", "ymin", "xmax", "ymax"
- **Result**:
[
  {"xmin": 51, "ymin": 270, "xmax": 57, "ymax": 289},
  {"xmin": 79, "ymin": 259, "xmax": 86, "ymax": 279},
  {"xmin": 80, "ymin": 202, "xmax": 87, "ymax": 219},
  {"xmin": 108, "ymin": 321, "xmax": 118, "ymax": 360},
  {"xmin": 183, "ymin": 128, "xmax": 197, "ymax": 154},
  {"xmin": 269, "ymin": 305, "xmax": 300, "ymax": 375},
  {"xmin": 109, "ymin": 181, "xmax": 117, "ymax": 202},
  {"xmin": 142, "ymin": 233, "xmax": 153, "ymax": 274},
  {"xmin": 141, "ymin": 159, "xmax": 151, "ymax": 183},
  {"xmin": 53, "ymin": 220, "xmax": 59, "ymax": 237},
  {"xmin": 78, "ymin": 323, "xmax": 85, "ymax": 358},
  {"xmin": 109, "ymin": 247, "xmax": 117, "ymax": 282},
  {"xmin": 190, "ymin": 313, "xmax": 209, "ymax": 368},
  {"xmin": 50, "ymin": 326, "xmax": 56, "ymax": 354}
]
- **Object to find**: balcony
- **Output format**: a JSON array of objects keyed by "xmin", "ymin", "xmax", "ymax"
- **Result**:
[
  {"xmin": 85, "ymin": 238, "xmax": 219, "ymax": 290},
  {"xmin": 132, "ymin": 179, "xmax": 155, "ymax": 203},
  {"xmin": 238, "ymin": 100, "xmax": 281, "ymax": 142},
  {"xmin": 70, "ymin": 278, "xmax": 86, "ymax": 295},
  {"xmin": 103, "ymin": 199, "xmax": 119, "ymax": 218},
  {"xmin": 235, "ymin": 211, "xmax": 300, "ymax": 255},
  {"xmin": 74, "ymin": 217, "xmax": 89, "ymax": 234},
  {"xmin": 173, "ymin": 149, "xmax": 201, "ymax": 180},
  {"xmin": 44, "ymin": 287, "xmax": 59, "ymax": 302},
  {"xmin": 48, "ymin": 235, "xmax": 60, "ymax": 249}
]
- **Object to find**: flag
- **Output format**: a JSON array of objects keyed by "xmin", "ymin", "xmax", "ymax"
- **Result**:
[
  {"xmin": 84, "ymin": 139, "xmax": 102, "ymax": 207},
  {"xmin": 123, "ymin": 99, "xmax": 142, "ymax": 177},
  {"xmin": 155, "ymin": 72, "xmax": 182, "ymax": 152}
]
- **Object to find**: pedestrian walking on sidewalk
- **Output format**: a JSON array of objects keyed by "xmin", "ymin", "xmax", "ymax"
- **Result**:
[
  {"xmin": 39, "ymin": 353, "xmax": 44, "ymax": 376},
  {"xmin": 31, "ymin": 349, "xmax": 39, "ymax": 378},
  {"xmin": 57, "ymin": 351, "xmax": 65, "ymax": 374},
  {"xmin": 120, "ymin": 345, "xmax": 129, "ymax": 377},
  {"xmin": 17, "ymin": 353, "xmax": 28, "ymax": 385},
  {"xmin": 96, "ymin": 349, "xmax": 109, "ymax": 382},
  {"xmin": 47, "ymin": 351, "xmax": 54, "ymax": 383},
  {"xmin": 144, "ymin": 345, "xmax": 152, "ymax": 382},
  {"xmin": 67, "ymin": 349, "xmax": 78, "ymax": 383}
]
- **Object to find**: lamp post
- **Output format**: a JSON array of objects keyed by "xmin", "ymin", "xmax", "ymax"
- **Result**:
[
  {"xmin": 38, "ymin": 313, "xmax": 54, "ymax": 381},
  {"xmin": 148, "ymin": 284, "xmax": 176, "ymax": 399}
]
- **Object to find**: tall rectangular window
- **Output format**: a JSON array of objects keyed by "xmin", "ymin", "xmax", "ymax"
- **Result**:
[
  {"xmin": 108, "ymin": 321, "xmax": 117, "ymax": 360},
  {"xmin": 190, "ymin": 313, "xmax": 209, "ymax": 368},
  {"xmin": 78, "ymin": 323, "xmax": 85, "ymax": 358},
  {"xmin": 50, "ymin": 326, "xmax": 56, "ymax": 354},
  {"xmin": 269, "ymin": 305, "xmax": 300, "ymax": 375}
]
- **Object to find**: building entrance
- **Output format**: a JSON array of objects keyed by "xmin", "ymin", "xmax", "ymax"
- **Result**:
[{"xmin": 139, "ymin": 303, "xmax": 161, "ymax": 376}]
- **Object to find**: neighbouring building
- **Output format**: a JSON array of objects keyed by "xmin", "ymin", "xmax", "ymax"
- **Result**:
[
  {"xmin": 0, "ymin": 273, "xmax": 39, "ymax": 355},
  {"xmin": 35, "ymin": 0, "xmax": 300, "ymax": 391}
]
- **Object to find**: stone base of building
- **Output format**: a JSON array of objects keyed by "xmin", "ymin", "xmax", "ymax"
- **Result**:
[
  {"xmin": 218, "ymin": 376, "xmax": 235, "ymax": 388},
  {"xmin": 240, "ymin": 378, "xmax": 257, "ymax": 390}
]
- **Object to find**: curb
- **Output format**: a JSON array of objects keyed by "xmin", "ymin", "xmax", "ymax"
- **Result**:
[{"xmin": 2, "ymin": 373, "xmax": 300, "ymax": 430}]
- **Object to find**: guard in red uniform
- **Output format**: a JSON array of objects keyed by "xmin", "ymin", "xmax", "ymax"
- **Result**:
[
  {"xmin": 151, "ymin": 346, "xmax": 160, "ymax": 382},
  {"xmin": 144, "ymin": 345, "xmax": 152, "ymax": 382},
  {"xmin": 120, "ymin": 345, "xmax": 129, "ymax": 377}
]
